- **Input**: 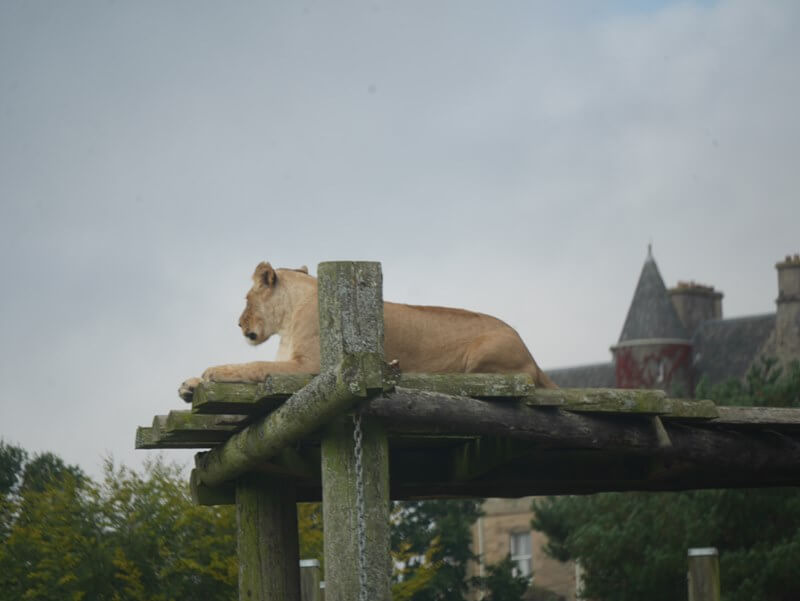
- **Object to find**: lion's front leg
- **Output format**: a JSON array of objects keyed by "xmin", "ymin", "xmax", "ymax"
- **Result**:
[{"xmin": 204, "ymin": 359, "xmax": 316, "ymax": 382}]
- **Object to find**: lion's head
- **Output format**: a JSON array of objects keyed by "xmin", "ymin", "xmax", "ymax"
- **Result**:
[
  {"xmin": 238, "ymin": 262, "xmax": 281, "ymax": 345},
  {"xmin": 238, "ymin": 262, "xmax": 310, "ymax": 345}
]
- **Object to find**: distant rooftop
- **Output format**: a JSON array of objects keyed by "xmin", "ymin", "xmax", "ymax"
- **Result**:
[{"xmin": 618, "ymin": 252, "xmax": 689, "ymax": 343}]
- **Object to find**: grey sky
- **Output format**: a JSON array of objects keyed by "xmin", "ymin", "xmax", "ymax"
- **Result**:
[{"xmin": 1, "ymin": 0, "xmax": 798, "ymax": 477}]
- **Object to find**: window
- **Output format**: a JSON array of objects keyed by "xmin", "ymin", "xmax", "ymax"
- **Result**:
[{"xmin": 510, "ymin": 531, "xmax": 533, "ymax": 580}]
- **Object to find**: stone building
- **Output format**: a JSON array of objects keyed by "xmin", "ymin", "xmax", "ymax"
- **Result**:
[
  {"xmin": 468, "ymin": 251, "xmax": 800, "ymax": 601},
  {"xmin": 549, "ymin": 250, "xmax": 800, "ymax": 392}
]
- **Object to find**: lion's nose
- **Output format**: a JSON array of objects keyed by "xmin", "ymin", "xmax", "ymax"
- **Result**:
[{"xmin": 246, "ymin": 332, "xmax": 257, "ymax": 341}]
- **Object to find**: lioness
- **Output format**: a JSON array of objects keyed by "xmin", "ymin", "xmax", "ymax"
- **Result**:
[{"xmin": 179, "ymin": 262, "xmax": 555, "ymax": 401}]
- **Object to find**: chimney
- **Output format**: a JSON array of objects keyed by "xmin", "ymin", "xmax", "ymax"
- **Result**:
[
  {"xmin": 668, "ymin": 281, "xmax": 723, "ymax": 335},
  {"xmin": 775, "ymin": 254, "xmax": 800, "ymax": 356}
]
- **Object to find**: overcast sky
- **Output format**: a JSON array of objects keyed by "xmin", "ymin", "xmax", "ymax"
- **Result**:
[{"xmin": 1, "ymin": 0, "xmax": 798, "ymax": 477}]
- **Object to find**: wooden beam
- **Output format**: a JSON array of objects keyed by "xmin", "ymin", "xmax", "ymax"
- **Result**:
[
  {"xmin": 318, "ymin": 261, "xmax": 392, "ymax": 601},
  {"xmin": 365, "ymin": 387, "xmax": 664, "ymax": 451},
  {"xmin": 525, "ymin": 388, "xmax": 718, "ymax": 418},
  {"xmin": 450, "ymin": 436, "xmax": 538, "ymax": 481},
  {"xmin": 236, "ymin": 475, "xmax": 301, "ymax": 601}
]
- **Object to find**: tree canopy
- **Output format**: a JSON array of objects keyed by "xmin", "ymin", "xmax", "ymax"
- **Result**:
[{"xmin": 0, "ymin": 445, "xmax": 520, "ymax": 600}]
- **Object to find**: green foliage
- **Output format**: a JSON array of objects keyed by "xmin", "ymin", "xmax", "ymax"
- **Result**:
[
  {"xmin": 392, "ymin": 499, "xmax": 484, "ymax": 601},
  {"xmin": 533, "ymin": 359, "xmax": 800, "ymax": 601},
  {"xmin": 696, "ymin": 358, "xmax": 800, "ymax": 408},
  {"xmin": 471, "ymin": 555, "xmax": 529, "ymax": 601},
  {"xmin": 0, "ymin": 454, "xmax": 238, "ymax": 601},
  {"xmin": 0, "ymin": 440, "xmax": 27, "ymax": 495},
  {"xmin": 298, "ymin": 502, "xmax": 324, "ymax": 569}
]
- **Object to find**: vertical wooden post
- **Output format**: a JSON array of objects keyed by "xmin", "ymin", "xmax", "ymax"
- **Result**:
[
  {"xmin": 688, "ymin": 547, "xmax": 720, "ymax": 601},
  {"xmin": 318, "ymin": 262, "xmax": 392, "ymax": 601},
  {"xmin": 236, "ymin": 475, "xmax": 301, "ymax": 601},
  {"xmin": 299, "ymin": 559, "xmax": 321, "ymax": 601}
]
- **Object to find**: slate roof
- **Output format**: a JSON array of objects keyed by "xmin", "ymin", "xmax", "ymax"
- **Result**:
[
  {"xmin": 618, "ymin": 254, "xmax": 689, "ymax": 343},
  {"xmin": 547, "ymin": 362, "xmax": 616, "ymax": 388},
  {"xmin": 692, "ymin": 314, "xmax": 776, "ymax": 386}
]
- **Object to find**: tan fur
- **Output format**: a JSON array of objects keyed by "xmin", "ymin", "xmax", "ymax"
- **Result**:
[{"xmin": 179, "ymin": 262, "xmax": 555, "ymax": 400}]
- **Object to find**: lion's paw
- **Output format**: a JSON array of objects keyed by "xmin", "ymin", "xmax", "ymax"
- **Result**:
[{"xmin": 178, "ymin": 377, "xmax": 202, "ymax": 403}]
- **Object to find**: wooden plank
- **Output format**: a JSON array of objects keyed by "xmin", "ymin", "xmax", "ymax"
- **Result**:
[
  {"xmin": 141, "ymin": 412, "xmax": 240, "ymax": 446},
  {"xmin": 193, "ymin": 374, "xmax": 316, "ymax": 414},
  {"xmin": 525, "ymin": 388, "xmax": 719, "ymax": 418},
  {"xmin": 236, "ymin": 475, "xmax": 301, "ymax": 601},
  {"xmin": 713, "ymin": 406, "xmax": 800, "ymax": 427},
  {"xmin": 318, "ymin": 261, "xmax": 392, "ymax": 601},
  {"xmin": 165, "ymin": 411, "xmax": 239, "ymax": 441},
  {"xmin": 193, "ymin": 373, "xmax": 536, "ymax": 416},
  {"xmin": 394, "ymin": 373, "xmax": 534, "ymax": 397},
  {"xmin": 136, "ymin": 427, "xmax": 218, "ymax": 449}
]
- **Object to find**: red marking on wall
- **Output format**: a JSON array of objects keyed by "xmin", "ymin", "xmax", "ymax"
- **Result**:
[{"xmin": 615, "ymin": 344, "xmax": 692, "ymax": 392}]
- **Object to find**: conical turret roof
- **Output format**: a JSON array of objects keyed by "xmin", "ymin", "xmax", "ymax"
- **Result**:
[{"xmin": 618, "ymin": 248, "xmax": 688, "ymax": 343}]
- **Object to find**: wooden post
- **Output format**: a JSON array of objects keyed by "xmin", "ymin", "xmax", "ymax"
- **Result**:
[
  {"xmin": 299, "ymin": 560, "xmax": 321, "ymax": 601},
  {"xmin": 688, "ymin": 547, "xmax": 720, "ymax": 601},
  {"xmin": 236, "ymin": 475, "xmax": 301, "ymax": 601},
  {"xmin": 318, "ymin": 262, "xmax": 392, "ymax": 601}
]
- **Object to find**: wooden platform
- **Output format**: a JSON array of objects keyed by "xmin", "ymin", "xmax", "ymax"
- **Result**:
[
  {"xmin": 137, "ymin": 372, "xmax": 800, "ymax": 503},
  {"xmin": 135, "ymin": 261, "xmax": 800, "ymax": 601}
]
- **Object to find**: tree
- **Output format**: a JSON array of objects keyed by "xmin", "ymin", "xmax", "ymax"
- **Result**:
[
  {"xmin": 533, "ymin": 360, "xmax": 800, "ymax": 601},
  {"xmin": 471, "ymin": 555, "xmax": 529, "ymax": 601},
  {"xmin": 0, "ymin": 440, "xmax": 27, "ymax": 495},
  {"xmin": 392, "ymin": 499, "xmax": 484, "ymax": 601}
]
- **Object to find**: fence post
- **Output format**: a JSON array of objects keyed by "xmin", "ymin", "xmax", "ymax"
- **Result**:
[
  {"xmin": 300, "ymin": 559, "xmax": 321, "ymax": 601},
  {"xmin": 236, "ymin": 475, "xmax": 300, "ymax": 601},
  {"xmin": 688, "ymin": 547, "xmax": 720, "ymax": 601},
  {"xmin": 318, "ymin": 262, "xmax": 392, "ymax": 601}
]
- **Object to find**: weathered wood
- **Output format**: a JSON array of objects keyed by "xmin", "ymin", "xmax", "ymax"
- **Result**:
[
  {"xmin": 190, "ymin": 380, "xmax": 719, "ymax": 421},
  {"xmin": 451, "ymin": 437, "xmax": 538, "ymax": 481},
  {"xmin": 191, "ymin": 469, "xmax": 235, "ymax": 505},
  {"xmin": 191, "ymin": 447, "xmax": 320, "ymax": 505},
  {"xmin": 135, "ymin": 427, "xmax": 158, "ymax": 449},
  {"xmin": 299, "ymin": 560, "xmax": 321, "ymax": 601},
  {"xmin": 394, "ymin": 373, "xmax": 534, "ymax": 397},
  {"xmin": 713, "ymin": 406, "xmax": 800, "ymax": 428},
  {"xmin": 366, "ymin": 388, "xmax": 664, "ymax": 450},
  {"xmin": 165, "ymin": 411, "xmax": 239, "ymax": 441},
  {"xmin": 688, "ymin": 548, "xmax": 720, "ymax": 601},
  {"xmin": 194, "ymin": 361, "xmax": 368, "ymax": 487},
  {"xmin": 317, "ymin": 262, "xmax": 384, "ymax": 380},
  {"xmin": 526, "ymin": 388, "xmax": 718, "ymax": 418},
  {"xmin": 322, "ymin": 418, "xmax": 391, "ymax": 601},
  {"xmin": 236, "ymin": 475, "xmax": 301, "ymax": 601},
  {"xmin": 193, "ymin": 374, "xmax": 316, "ymax": 414},
  {"xmin": 318, "ymin": 262, "xmax": 391, "ymax": 601}
]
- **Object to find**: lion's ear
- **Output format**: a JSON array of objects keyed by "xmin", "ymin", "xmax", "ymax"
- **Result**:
[
  {"xmin": 255, "ymin": 262, "xmax": 277, "ymax": 287},
  {"xmin": 297, "ymin": 265, "xmax": 308, "ymax": 274}
]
